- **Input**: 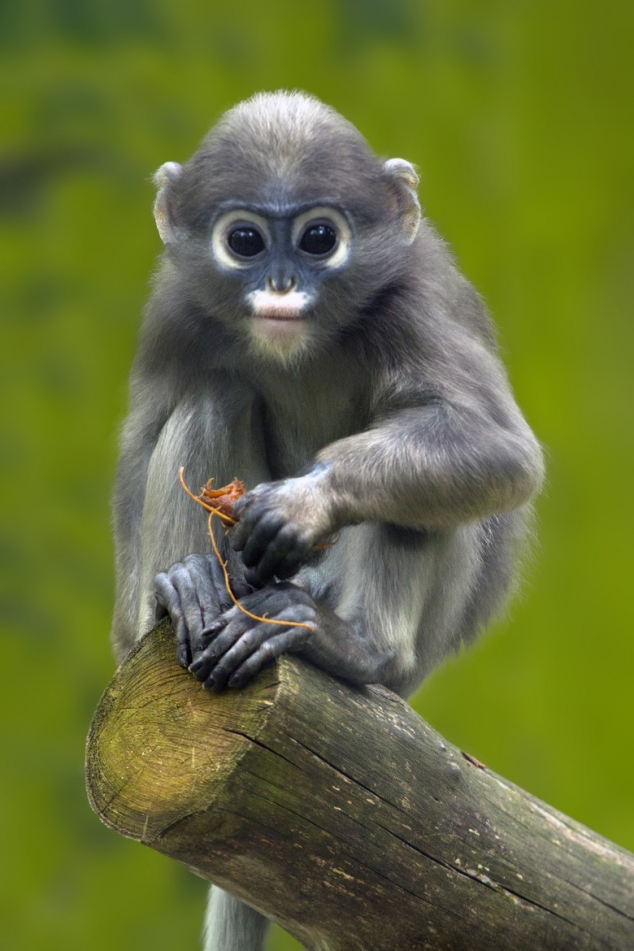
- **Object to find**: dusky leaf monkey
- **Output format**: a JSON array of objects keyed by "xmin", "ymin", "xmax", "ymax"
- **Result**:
[{"xmin": 111, "ymin": 91, "xmax": 544, "ymax": 951}]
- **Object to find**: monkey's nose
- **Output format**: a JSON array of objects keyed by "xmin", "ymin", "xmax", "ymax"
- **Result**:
[{"xmin": 267, "ymin": 273, "xmax": 296, "ymax": 293}]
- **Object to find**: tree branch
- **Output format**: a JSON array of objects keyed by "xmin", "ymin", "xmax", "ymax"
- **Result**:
[{"xmin": 86, "ymin": 620, "xmax": 634, "ymax": 950}]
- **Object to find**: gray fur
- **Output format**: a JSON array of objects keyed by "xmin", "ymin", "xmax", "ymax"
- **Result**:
[
  {"xmin": 111, "ymin": 91, "xmax": 544, "ymax": 950},
  {"xmin": 203, "ymin": 889, "xmax": 269, "ymax": 951}
]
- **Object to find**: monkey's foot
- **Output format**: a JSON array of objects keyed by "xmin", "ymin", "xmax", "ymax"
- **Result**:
[
  {"xmin": 188, "ymin": 582, "xmax": 314, "ymax": 691},
  {"xmin": 153, "ymin": 553, "xmax": 252, "ymax": 668}
]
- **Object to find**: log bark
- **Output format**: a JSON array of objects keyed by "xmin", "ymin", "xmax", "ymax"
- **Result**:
[{"xmin": 86, "ymin": 620, "xmax": 634, "ymax": 950}]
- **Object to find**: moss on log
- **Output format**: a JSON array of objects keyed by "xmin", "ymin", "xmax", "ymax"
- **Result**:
[{"xmin": 86, "ymin": 620, "xmax": 634, "ymax": 950}]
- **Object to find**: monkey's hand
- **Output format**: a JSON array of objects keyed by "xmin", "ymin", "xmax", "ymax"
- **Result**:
[
  {"xmin": 230, "ymin": 473, "xmax": 335, "ymax": 583},
  {"xmin": 188, "ymin": 582, "xmax": 314, "ymax": 691},
  {"xmin": 154, "ymin": 554, "xmax": 253, "ymax": 669},
  {"xmin": 189, "ymin": 580, "xmax": 396, "ymax": 692}
]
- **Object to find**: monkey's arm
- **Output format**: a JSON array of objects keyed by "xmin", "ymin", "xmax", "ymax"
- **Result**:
[
  {"xmin": 230, "ymin": 389, "xmax": 543, "ymax": 583},
  {"xmin": 111, "ymin": 393, "xmax": 171, "ymax": 660},
  {"xmin": 320, "ymin": 401, "xmax": 543, "ymax": 526}
]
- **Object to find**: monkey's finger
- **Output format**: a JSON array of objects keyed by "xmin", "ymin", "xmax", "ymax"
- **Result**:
[
  {"xmin": 168, "ymin": 563, "xmax": 209, "ymax": 651},
  {"xmin": 188, "ymin": 614, "xmax": 252, "ymax": 683},
  {"xmin": 236, "ymin": 512, "xmax": 285, "ymax": 566},
  {"xmin": 154, "ymin": 572, "xmax": 190, "ymax": 667},
  {"xmin": 260, "ymin": 540, "xmax": 312, "ymax": 582},
  {"xmin": 230, "ymin": 506, "xmax": 283, "ymax": 555},
  {"xmin": 228, "ymin": 578, "xmax": 254, "ymax": 600},
  {"xmin": 182, "ymin": 553, "xmax": 233, "ymax": 622},
  {"xmin": 226, "ymin": 623, "xmax": 313, "ymax": 690},
  {"xmin": 203, "ymin": 552, "xmax": 236, "ymax": 613},
  {"xmin": 236, "ymin": 579, "xmax": 313, "ymax": 616},
  {"xmin": 204, "ymin": 620, "xmax": 283, "ymax": 690},
  {"xmin": 207, "ymin": 603, "xmax": 314, "ymax": 690},
  {"xmin": 228, "ymin": 509, "xmax": 253, "ymax": 551},
  {"xmin": 256, "ymin": 535, "xmax": 313, "ymax": 581},
  {"xmin": 243, "ymin": 567, "xmax": 266, "ymax": 589},
  {"xmin": 252, "ymin": 523, "xmax": 302, "ymax": 583},
  {"xmin": 230, "ymin": 481, "xmax": 272, "ymax": 523},
  {"xmin": 189, "ymin": 616, "xmax": 230, "ymax": 665},
  {"xmin": 196, "ymin": 597, "xmax": 251, "ymax": 643}
]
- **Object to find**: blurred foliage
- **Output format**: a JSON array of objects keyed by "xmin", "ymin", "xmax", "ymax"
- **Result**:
[{"xmin": 1, "ymin": 1, "xmax": 633, "ymax": 949}]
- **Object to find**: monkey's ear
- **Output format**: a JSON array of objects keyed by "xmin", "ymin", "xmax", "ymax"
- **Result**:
[
  {"xmin": 383, "ymin": 158, "xmax": 421, "ymax": 244},
  {"xmin": 153, "ymin": 162, "xmax": 183, "ymax": 244}
]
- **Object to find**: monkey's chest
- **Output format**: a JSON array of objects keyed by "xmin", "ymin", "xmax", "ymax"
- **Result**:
[{"xmin": 261, "ymin": 397, "xmax": 357, "ymax": 479}]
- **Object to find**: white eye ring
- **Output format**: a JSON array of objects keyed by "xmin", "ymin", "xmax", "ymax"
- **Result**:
[
  {"xmin": 292, "ymin": 206, "xmax": 352, "ymax": 269},
  {"xmin": 211, "ymin": 210, "xmax": 270, "ymax": 269}
]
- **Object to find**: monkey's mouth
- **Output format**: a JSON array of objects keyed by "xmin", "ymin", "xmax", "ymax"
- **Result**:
[
  {"xmin": 247, "ymin": 288, "xmax": 312, "ymax": 321},
  {"xmin": 254, "ymin": 309, "xmax": 305, "ymax": 321}
]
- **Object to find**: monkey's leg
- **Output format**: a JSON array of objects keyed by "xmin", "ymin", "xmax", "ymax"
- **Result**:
[
  {"xmin": 203, "ymin": 886, "xmax": 270, "ymax": 951},
  {"xmin": 194, "ymin": 521, "xmax": 487, "ymax": 696}
]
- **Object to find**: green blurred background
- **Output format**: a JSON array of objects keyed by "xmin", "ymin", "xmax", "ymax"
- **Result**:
[{"xmin": 1, "ymin": 1, "xmax": 633, "ymax": 949}]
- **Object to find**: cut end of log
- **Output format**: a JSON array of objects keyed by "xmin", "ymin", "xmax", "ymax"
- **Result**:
[{"xmin": 85, "ymin": 620, "xmax": 279, "ymax": 843}]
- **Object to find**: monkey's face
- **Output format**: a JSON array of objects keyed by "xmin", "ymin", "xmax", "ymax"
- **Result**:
[
  {"xmin": 207, "ymin": 202, "xmax": 353, "ymax": 362},
  {"xmin": 152, "ymin": 93, "xmax": 421, "ymax": 367}
]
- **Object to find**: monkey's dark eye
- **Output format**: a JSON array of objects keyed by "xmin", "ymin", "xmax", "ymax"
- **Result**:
[
  {"xmin": 299, "ymin": 223, "xmax": 337, "ymax": 256},
  {"xmin": 227, "ymin": 227, "xmax": 265, "ymax": 257}
]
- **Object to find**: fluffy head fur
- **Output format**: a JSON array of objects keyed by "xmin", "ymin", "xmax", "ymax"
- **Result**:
[{"xmin": 176, "ymin": 91, "xmax": 390, "ymax": 226}]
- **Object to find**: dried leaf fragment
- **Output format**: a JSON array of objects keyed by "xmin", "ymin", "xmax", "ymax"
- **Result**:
[
  {"xmin": 199, "ymin": 478, "xmax": 245, "ymax": 519},
  {"xmin": 178, "ymin": 468, "xmax": 244, "ymax": 526}
]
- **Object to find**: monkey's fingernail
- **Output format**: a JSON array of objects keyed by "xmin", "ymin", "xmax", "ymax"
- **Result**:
[
  {"xmin": 202, "ymin": 621, "xmax": 223, "ymax": 636},
  {"xmin": 189, "ymin": 659, "xmax": 203, "ymax": 673}
]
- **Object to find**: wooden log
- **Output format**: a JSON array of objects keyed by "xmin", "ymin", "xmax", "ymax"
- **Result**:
[{"xmin": 86, "ymin": 620, "xmax": 634, "ymax": 950}]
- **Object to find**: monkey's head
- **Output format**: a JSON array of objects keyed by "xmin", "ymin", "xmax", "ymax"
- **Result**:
[{"xmin": 153, "ymin": 91, "xmax": 420, "ymax": 366}]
